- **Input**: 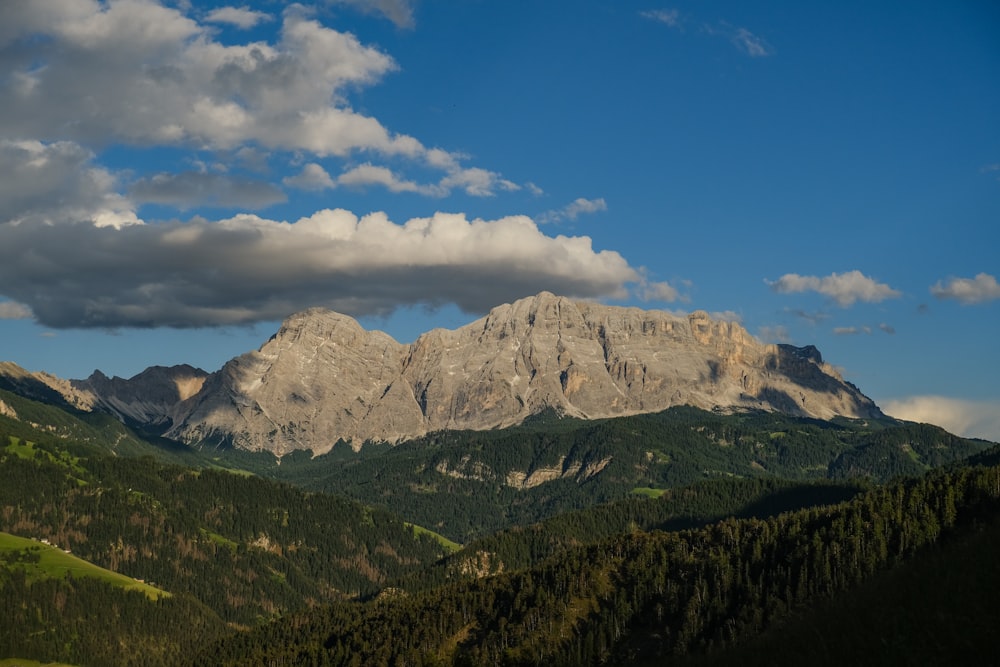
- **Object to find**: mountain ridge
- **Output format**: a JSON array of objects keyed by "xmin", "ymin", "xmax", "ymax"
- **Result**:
[{"xmin": 3, "ymin": 292, "xmax": 882, "ymax": 455}]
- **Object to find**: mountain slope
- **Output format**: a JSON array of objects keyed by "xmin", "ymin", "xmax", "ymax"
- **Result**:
[{"xmin": 245, "ymin": 406, "xmax": 989, "ymax": 542}]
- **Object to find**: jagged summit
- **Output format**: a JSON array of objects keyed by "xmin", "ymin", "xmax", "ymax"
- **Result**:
[{"xmin": 3, "ymin": 293, "xmax": 883, "ymax": 455}]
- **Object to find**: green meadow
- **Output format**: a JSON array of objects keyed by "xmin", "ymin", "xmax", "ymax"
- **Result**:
[{"xmin": 0, "ymin": 531, "xmax": 169, "ymax": 600}]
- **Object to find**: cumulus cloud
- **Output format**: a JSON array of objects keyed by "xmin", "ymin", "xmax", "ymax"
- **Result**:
[
  {"xmin": 564, "ymin": 197, "xmax": 608, "ymax": 220},
  {"xmin": 883, "ymin": 396, "xmax": 1000, "ymax": 443},
  {"xmin": 0, "ymin": 209, "xmax": 644, "ymax": 329},
  {"xmin": 204, "ymin": 6, "xmax": 272, "ymax": 29},
  {"xmin": 766, "ymin": 270, "xmax": 901, "ymax": 307},
  {"xmin": 283, "ymin": 163, "xmax": 337, "ymax": 191},
  {"xmin": 637, "ymin": 280, "xmax": 681, "ymax": 303},
  {"xmin": 3, "ymin": 5, "xmax": 392, "ymax": 150},
  {"xmin": 0, "ymin": 1, "xmax": 513, "ymax": 192},
  {"xmin": 931, "ymin": 273, "xmax": 1000, "ymax": 305},
  {"xmin": 130, "ymin": 171, "xmax": 286, "ymax": 209},
  {"xmin": 0, "ymin": 140, "xmax": 138, "ymax": 228},
  {"xmin": 337, "ymin": 163, "xmax": 426, "ymax": 193}
]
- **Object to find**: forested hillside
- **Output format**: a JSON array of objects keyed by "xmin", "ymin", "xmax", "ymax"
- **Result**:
[
  {"xmin": 245, "ymin": 406, "xmax": 990, "ymax": 541},
  {"xmin": 203, "ymin": 458, "xmax": 1000, "ymax": 666},
  {"xmin": 0, "ymin": 416, "xmax": 450, "ymax": 642},
  {"xmin": 399, "ymin": 476, "xmax": 867, "ymax": 591}
]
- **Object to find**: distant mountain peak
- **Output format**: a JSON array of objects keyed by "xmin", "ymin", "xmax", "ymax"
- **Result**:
[{"xmin": 2, "ymin": 293, "xmax": 883, "ymax": 456}]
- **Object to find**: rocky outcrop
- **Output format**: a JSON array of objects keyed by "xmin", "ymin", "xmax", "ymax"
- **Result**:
[
  {"xmin": 0, "ymin": 361, "xmax": 210, "ymax": 426},
  {"xmin": 2, "ymin": 293, "xmax": 884, "ymax": 455},
  {"xmin": 71, "ymin": 366, "xmax": 209, "ymax": 426}
]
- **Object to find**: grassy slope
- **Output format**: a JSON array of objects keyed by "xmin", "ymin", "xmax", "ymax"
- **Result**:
[{"xmin": 0, "ymin": 531, "xmax": 168, "ymax": 600}]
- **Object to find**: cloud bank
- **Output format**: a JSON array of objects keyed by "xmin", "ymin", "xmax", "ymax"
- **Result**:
[
  {"xmin": 0, "ymin": 1, "xmax": 513, "ymax": 196},
  {"xmin": 0, "ymin": 208, "xmax": 646, "ymax": 329},
  {"xmin": 883, "ymin": 396, "xmax": 1000, "ymax": 443}
]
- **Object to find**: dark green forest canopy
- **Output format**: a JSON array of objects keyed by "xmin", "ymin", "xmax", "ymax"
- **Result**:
[
  {"xmin": 202, "ymin": 459, "xmax": 1000, "ymax": 666},
  {"xmin": 0, "ymin": 423, "xmax": 451, "ymax": 628},
  {"xmin": 1, "ymin": 390, "xmax": 997, "ymax": 667}
]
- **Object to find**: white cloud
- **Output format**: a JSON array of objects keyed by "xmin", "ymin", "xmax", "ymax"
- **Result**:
[
  {"xmin": 0, "ymin": 209, "xmax": 643, "ymax": 329},
  {"xmin": 130, "ymin": 171, "xmax": 286, "ymax": 209},
  {"xmin": 882, "ymin": 396, "xmax": 1000, "ymax": 443},
  {"xmin": 0, "ymin": 3, "xmax": 494, "ymax": 181},
  {"xmin": 640, "ymin": 9, "xmax": 681, "ymax": 28},
  {"xmin": 0, "ymin": 301, "xmax": 32, "ymax": 320},
  {"xmin": 766, "ymin": 270, "xmax": 901, "ymax": 307},
  {"xmin": 637, "ymin": 280, "xmax": 681, "ymax": 303},
  {"xmin": 439, "ymin": 167, "xmax": 520, "ymax": 197},
  {"xmin": 833, "ymin": 326, "xmax": 871, "ymax": 336},
  {"xmin": 336, "ymin": 163, "xmax": 425, "ymax": 193},
  {"xmin": 283, "ymin": 162, "xmax": 518, "ymax": 198},
  {"xmin": 283, "ymin": 163, "xmax": 337, "ymax": 191},
  {"xmin": 538, "ymin": 197, "xmax": 608, "ymax": 224},
  {"xmin": 931, "ymin": 273, "xmax": 1000, "ymax": 305},
  {"xmin": 564, "ymin": 198, "xmax": 608, "ymax": 220},
  {"xmin": 204, "ymin": 6, "xmax": 272, "ymax": 29}
]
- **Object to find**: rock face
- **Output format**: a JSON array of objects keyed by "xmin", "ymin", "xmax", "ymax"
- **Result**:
[
  {"xmin": 73, "ymin": 366, "xmax": 210, "ymax": 426},
  {"xmin": 159, "ymin": 292, "xmax": 881, "ymax": 454},
  {"xmin": 1, "ymin": 293, "xmax": 883, "ymax": 455}
]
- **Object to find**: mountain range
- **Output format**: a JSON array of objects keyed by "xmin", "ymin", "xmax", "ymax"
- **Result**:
[{"xmin": 2, "ymin": 292, "xmax": 883, "ymax": 455}]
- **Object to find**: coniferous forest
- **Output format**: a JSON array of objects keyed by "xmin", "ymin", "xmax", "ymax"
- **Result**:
[{"xmin": 1, "ymin": 387, "xmax": 998, "ymax": 666}]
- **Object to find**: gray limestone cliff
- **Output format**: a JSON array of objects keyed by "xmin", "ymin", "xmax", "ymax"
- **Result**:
[
  {"xmin": 158, "ymin": 292, "xmax": 882, "ymax": 454},
  {"xmin": 1, "ymin": 293, "xmax": 883, "ymax": 455}
]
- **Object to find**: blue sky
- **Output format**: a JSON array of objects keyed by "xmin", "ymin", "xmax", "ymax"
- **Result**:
[{"xmin": 1, "ymin": 0, "xmax": 998, "ymax": 440}]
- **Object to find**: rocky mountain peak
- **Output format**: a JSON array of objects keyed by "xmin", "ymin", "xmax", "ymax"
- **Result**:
[{"xmin": 4, "ymin": 293, "xmax": 884, "ymax": 456}]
